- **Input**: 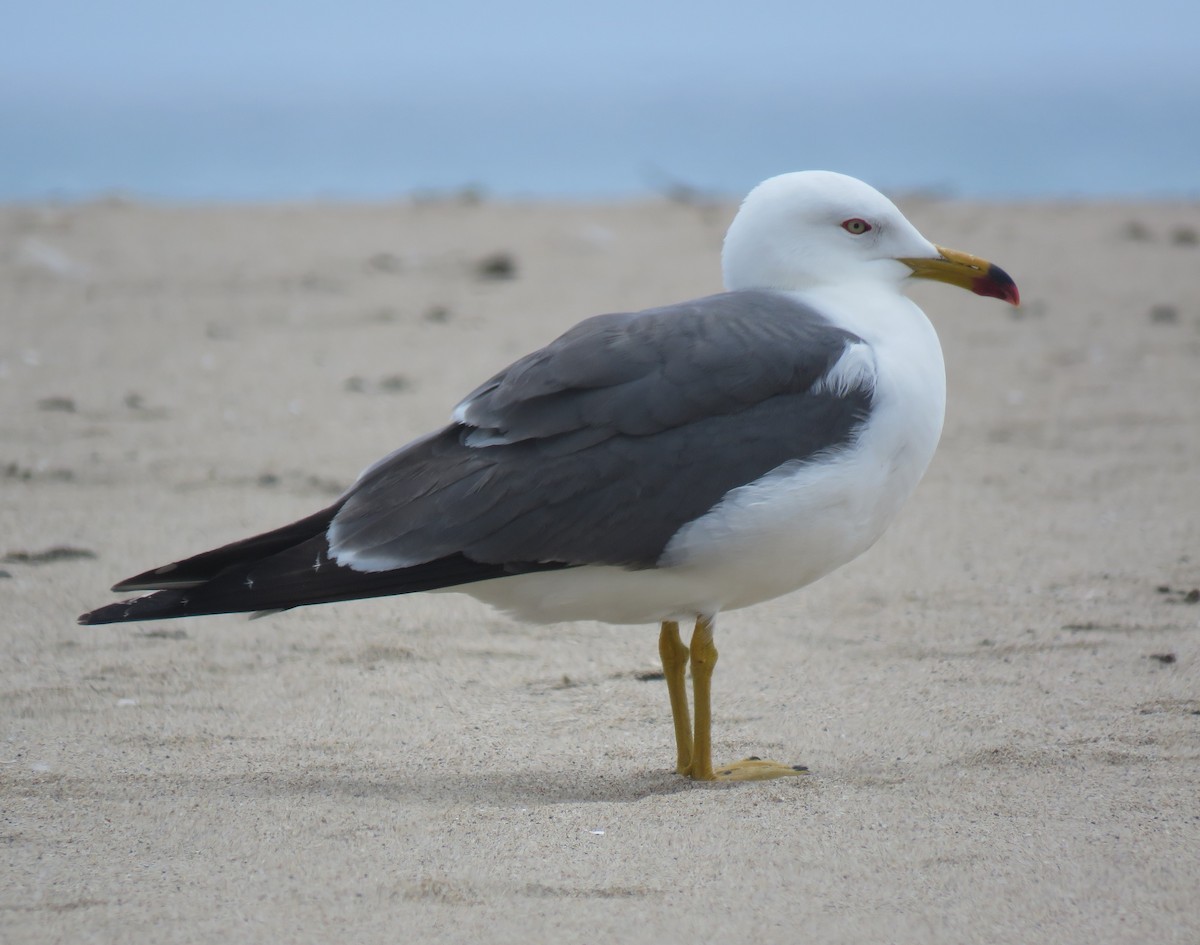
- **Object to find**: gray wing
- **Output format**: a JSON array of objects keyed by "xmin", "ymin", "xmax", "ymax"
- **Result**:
[{"xmin": 328, "ymin": 289, "xmax": 875, "ymax": 572}]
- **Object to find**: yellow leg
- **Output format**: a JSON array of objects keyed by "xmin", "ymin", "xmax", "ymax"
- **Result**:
[
  {"xmin": 658, "ymin": 621, "xmax": 693, "ymax": 775},
  {"xmin": 688, "ymin": 616, "xmax": 718, "ymax": 780},
  {"xmin": 684, "ymin": 615, "xmax": 809, "ymax": 783}
]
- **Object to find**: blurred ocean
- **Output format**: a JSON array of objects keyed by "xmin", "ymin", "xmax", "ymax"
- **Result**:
[{"xmin": 2, "ymin": 81, "xmax": 1197, "ymax": 202}]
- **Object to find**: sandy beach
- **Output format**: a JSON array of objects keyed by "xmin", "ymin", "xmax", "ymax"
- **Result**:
[{"xmin": 2, "ymin": 192, "xmax": 1198, "ymax": 944}]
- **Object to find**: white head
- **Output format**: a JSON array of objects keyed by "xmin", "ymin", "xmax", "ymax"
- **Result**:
[
  {"xmin": 722, "ymin": 171, "xmax": 937, "ymax": 293},
  {"xmin": 722, "ymin": 170, "xmax": 1019, "ymax": 304}
]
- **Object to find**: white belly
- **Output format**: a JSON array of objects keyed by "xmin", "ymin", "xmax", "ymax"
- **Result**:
[{"xmin": 460, "ymin": 388, "xmax": 943, "ymax": 625}]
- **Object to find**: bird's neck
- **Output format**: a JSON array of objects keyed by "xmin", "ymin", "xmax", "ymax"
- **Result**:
[{"xmin": 772, "ymin": 283, "xmax": 921, "ymax": 343}]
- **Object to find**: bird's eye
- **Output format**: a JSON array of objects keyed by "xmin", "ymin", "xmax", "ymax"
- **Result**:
[{"xmin": 842, "ymin": 218, "xmax": 872, "ymax": 235}]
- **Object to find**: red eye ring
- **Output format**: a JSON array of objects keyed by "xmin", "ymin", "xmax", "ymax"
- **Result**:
[{"xmin": 842, "ymin": 218, "xmax": 872, "ymax": 235}]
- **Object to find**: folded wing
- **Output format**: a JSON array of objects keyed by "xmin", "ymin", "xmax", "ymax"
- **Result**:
[{"xmin": 80, "ymin": 290, "xmax": 874, "ymax": 625}]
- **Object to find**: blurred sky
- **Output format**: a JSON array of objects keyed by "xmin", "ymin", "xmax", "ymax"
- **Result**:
[
  {"xmin": 4, "ymin": 0, "xmax": 1191, "ymax": 101},
  {"xmin": 2, "ymin": 0, "xmax": 1196, "ymax": 199}
]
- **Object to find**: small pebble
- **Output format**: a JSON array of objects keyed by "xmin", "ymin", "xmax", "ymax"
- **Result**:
[
  {"xmin": 476, "ymin": 253, "xmax": 517, "ymax": 280},
  {"xmin": 1149, "ymin": 304, "xmax": 1178, "ymax": 324}
]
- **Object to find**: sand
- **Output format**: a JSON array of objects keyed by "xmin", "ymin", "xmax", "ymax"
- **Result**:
[{"xmin": 2, "ymin": 193, "xmax": 1198, "ymax": 944}]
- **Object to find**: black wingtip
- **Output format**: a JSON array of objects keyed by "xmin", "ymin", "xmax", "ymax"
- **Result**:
[
  {"xmin": 79, "ymin": 606, "xmax": 118, "ymax": 626},
  {"xmin": 78, "ymin": 599, "xmax": 145, "ymax": 626},
  {"xmin": 78, "ymin": 589, "xmax": 197, "ymax": 625},
  {"xmin": 110, "ymin": 577, "xmax": 204, "ymax": 593},
  {"xmin": 110, "ymin": 561, "xmax": 211, "ymax": 593}
]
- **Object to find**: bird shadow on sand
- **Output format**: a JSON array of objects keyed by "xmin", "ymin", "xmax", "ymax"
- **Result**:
[
  {"xmin": 74, "ymin": 762, "xmax": 725, "ymax": 808},
  {"xmin": 9, "ymin": 761, "xmax": 741, "ymax": 813},
  {"xmin": 200, "ymin": 764, "xmax": 702, "ymax": 806}
]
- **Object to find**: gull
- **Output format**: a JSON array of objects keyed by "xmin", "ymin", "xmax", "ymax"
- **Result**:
[{"xmin": 79, "ymin": 171, "xmax": 1019, "ymax": 781}]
